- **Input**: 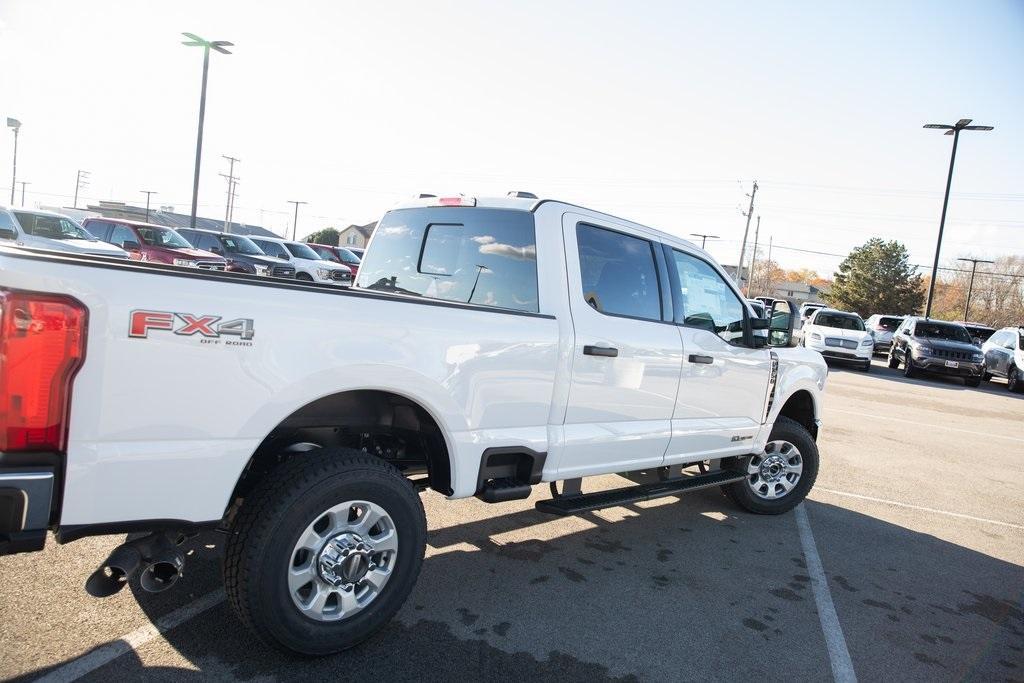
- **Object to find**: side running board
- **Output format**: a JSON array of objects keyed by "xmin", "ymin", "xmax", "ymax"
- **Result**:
[{"xmin": 535, "ymin": 470, "xmax": 746, "ymax": 516}]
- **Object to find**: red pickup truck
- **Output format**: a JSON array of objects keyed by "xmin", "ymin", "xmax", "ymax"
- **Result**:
[{"xmin": 84, "ymin": 217, "xmax": 227, "ymax": 270}]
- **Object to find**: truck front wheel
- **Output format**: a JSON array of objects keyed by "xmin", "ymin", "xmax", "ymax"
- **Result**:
[
  {"xmin": 721, "ymin": 416, "xmax": 819, "ymax": 515},
  {"xmin": 223, "ymin": 449, "xmax": 426, "ymax": 655}
]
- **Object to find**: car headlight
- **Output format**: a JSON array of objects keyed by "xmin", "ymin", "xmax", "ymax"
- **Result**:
[
  {"xmin": 972, "ymin": 352, "xmax": 984, "ymax": 362},
  {"xmin": 912, "ymin": 344, "xmax": 932, "ymax": 357},
  {"xmin": 253, "ymin": 264, "xmax": 269, "ymax": 276},
  {"xmin": 316, "ymin": 267, "xmax": 333, "ymax": 279},
  {"xmin": 860, "ymin": 338, "xmax": 873, "ymax": 347},
  {"xmin": 173, "ymin": 258, "xmax": 197, "ymax": 267},
  {"xmin": 810, "ymin": 332, "xmax": 822, "ymax": 341}
]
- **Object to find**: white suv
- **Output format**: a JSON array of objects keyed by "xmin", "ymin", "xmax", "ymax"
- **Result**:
[
  {"xmin": 802, "ymin": 308, "xmax": 874, "ymax": 371},
  {"xmin": 0, "ymin": 207, "xmax": 129, "ymax": 259},
  {"xmin": 249, "ymin": 236, "xmax": 352, "ymax": 286}
]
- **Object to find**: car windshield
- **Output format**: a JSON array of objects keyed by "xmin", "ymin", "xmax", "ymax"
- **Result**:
[
  {"xmin": 963, "ymin": 325, "xmax": 995, "ymax": 341},
  {"xmin": 286, "ymin": 242, "xmax": 321, "ymax": 260},
  {"xmin": 915, "ymin": 323, "xmax": 972, "ymax": 343},
  {"xmin": 310, "ymin": 245, "xmax": 339, "ymax": 262},
  {"xmin": 136, "ymin": 226, "xmax": 193, "ymax": 249},
  {"xmin": 336, "ymin": 247, "xmax": 361, "ymax": 265},
  {"xmin": 219, "ymin": 235, "xmax": 264, "ymax": 255},
  {"xmin": 815, "ymin": 313, "xmax": 864, "ymax": 331},
  {"xmin": 14, "ymin": 212, "xmax": 93, "ymax": 240},
  {"xmin": 877, "ymin": 317, "xmax": 903, "ymax": 331}
]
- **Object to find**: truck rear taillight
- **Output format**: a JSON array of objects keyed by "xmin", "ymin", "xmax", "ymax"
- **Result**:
[
  {"xmin": 0, "ymin": 290, "xmax": 87, "ymax": 452},
  {"xmin": 435, "ymin": 196, "xmax": 477, "ymax": 207}
]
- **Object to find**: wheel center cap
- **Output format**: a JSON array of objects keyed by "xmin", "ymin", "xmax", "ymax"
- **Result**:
[
  {"xmin": 760, "ymin": 455, "xmax": 786, "ymax": 482},
  {"xmin": 317, "ymin": 533, "xmax": 372, "ymax": 587}
]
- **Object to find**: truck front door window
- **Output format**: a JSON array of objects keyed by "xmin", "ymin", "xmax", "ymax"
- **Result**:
[
  {"xmin": 575, "ymin": 223, "xmax": 661, "ymax": 322},
  {"xmin": 670, "ymin": 250, "xmax": 745, "ymax": 344}
]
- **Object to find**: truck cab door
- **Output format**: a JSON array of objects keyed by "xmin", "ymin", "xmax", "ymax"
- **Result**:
[
  {"xmin": 550, "ymin": 215, "xmax": 682, "ymax": 479},
  {"xmin": 662, "ymin": 246, "xmax": 773, "ymax": 463}
]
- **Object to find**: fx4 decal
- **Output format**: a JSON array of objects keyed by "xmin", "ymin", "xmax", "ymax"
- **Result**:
[{"xmin": 129, "ymin": 310, "xmax": 255, "ymax": 341}]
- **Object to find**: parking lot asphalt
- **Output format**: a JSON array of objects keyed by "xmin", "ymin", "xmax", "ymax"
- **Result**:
[{"xmin": 2, "ymin": 358, "xmax": 1022, "ymax": 682}]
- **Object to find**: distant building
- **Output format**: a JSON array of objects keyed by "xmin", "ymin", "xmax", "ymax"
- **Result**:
[
  {"xmin": 337, "ymin": 222, "xmax": 377, "ymax": 248},
  {"xmin": 84, "ymin": 201, "xmax": 280, "ymax": 238},
  {"xmin": 771, "ymin": 281, "xmax": 826, "ymax": 307}
]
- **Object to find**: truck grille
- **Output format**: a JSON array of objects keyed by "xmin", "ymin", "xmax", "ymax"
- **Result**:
[
  {"xmin": 933, "ymin": 348, "xmax": 971, "ymax": 361},
  {"xmin": 824, "ymin": 337, "xmax": 858, "ymax": 349},
  {"xmin": 196, "ymin": 261, "xmax": 226, "ymax": 271},
  {"xmin": 271, "ymin": 265, "xmax": 296, "ymax": 278},
  {"xmin": 329, "ymin": 270, "xmax": 352, "ymax": 282}
]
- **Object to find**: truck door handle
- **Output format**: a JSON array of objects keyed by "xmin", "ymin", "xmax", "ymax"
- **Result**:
[
  {"xmin": 583, "ymin": 345, "xmax": 618, "ymax": 358},
  {"xmin": 689, "ymin": 354, "xmax": 714, "ymax": 364}
]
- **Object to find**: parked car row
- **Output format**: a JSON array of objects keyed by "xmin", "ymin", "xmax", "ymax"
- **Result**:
[{"xmin": 0, "ymin": 205, "xmax": 361, "ymax": 287}]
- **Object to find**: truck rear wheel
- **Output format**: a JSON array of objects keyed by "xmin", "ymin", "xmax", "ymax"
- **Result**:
[
  {"xmin": 223, "ymin": 448, "xmax": 426, "ymax": 655},
  {"xmin": 721, "ymin": 416, "xmax": 819, "ymax": 515}
]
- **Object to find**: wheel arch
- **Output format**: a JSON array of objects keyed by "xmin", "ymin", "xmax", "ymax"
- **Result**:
[{"xmin": 775, "ymin": 389, "xmax": 819, "ymax": 440}]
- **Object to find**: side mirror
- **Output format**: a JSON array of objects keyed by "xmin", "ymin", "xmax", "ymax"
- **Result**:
[
  {"xmin": 0, "ymin": 227, "xmax": 15, "ymax": 240},
  {"xmin": 768, "ymin": 298, "xmax": 798, "ymax": 347},
  {"xmin": 122, "ymin": 240, "xmax": 141, "ymax": 251}
]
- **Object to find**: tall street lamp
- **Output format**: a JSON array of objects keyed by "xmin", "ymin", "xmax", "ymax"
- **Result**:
[
  {"xmin": 182, "ymin": 32, "xmax": 233, "ymax": 229},
  {"xmin": 288, "ymin": 200, "xmax": 307, "ymax": 240},
  {"xmin": 7, "ymin": 118, "xmax": 20, "ymax": 206},
  {"xmin": 922, "ymin": 118, "xmax": 993, "ymax": 318},
  {"xmin": 957, "ymin": 257, "xmax": 994, "ymax": 322}
]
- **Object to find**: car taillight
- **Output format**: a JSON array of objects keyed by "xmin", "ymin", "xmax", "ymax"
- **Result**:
[{"xmin": 0, "ymin": 290, "xmax": 87, "ymax": 452}]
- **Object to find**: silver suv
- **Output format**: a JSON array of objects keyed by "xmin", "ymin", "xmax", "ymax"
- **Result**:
[
  {"xmin": 864, "ymin": 314, "xmax": 904, "ymax": 356},
  {"xmin": 981, "ymin": 327, "xmax": 1024, "ymax": 393}
]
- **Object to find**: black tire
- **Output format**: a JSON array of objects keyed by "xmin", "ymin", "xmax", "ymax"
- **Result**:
[
  {"xmin": 903, "ymin": 353, "xmax": 917, "ymax": 378},
  {"xmin": 862, "ymin": 360, "xmax": 872, "ymax": 373},
  {"xmin": 964, "ymin": 376, "xmax": 981, "ymax": 388},
  {"xmin": 887, "ymin": 349, "xmax": 899, "ymax": 369},
  {"xmin": 1009, "ymin": 366, "xmax": 1023, "ymax": 393},
  {"xmin": 721, "ymin": 416, "xmax": 819, "ymax": 515},
  {"xmin": 296, "ymin": 272, "xmax": 314, "ymax": 282},
  {"xmin": 223, "ymin": 449, "xmax": 426, "ymax": 656},
  {"xmin": 983, "ymin": 372, "xmax": 993, "ymax": 382}
]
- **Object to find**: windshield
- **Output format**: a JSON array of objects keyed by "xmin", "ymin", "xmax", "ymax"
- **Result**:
[
  {"xmin": 336, "ymin": 247, "xmax": 361, "ymax": 265},
  {"xmin": 14, "ymin": 212, "xmax": 93, "ymax": 240},
  {"xmin": 286, "ymin": 242, "xmax": 321, "ymax": 260},
  {"xmin": 137, "ymin": 226, "xmax": 193, "ymax": 249},
  {"xmin": 815, "ymin": 313, "xmax": 864, "ymax": 331},
  {"xmin": 876, "ymin": 317, "xmax": 903, "ymax": 331},
  {"xmin": 915, "ymin": 323, "xmax": 972, "ymax": 344},
  {"xmin": 220, "ymin": 235, "xmax": 264, "ymax": 255},
  {"xmin": 310, "ymin": 245, "xmax": 339, "ymax": 262}
]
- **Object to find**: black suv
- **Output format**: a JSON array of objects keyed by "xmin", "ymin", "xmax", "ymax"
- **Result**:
[
  {"xmin": 176, "ymin": 228, "xmax": 296, "ymax": 279},
  {"xmin": 887, "ymin": 317, "xmax": 985, "ymax": 387}
]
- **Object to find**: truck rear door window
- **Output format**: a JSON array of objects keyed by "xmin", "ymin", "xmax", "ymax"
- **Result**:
[
  {"xmin": 357, "ymin": 208, "xmax": 538, "ymax": 313},
  {"xmin": 575, "ymin": 224, "xmax": 661, "ymax": 322}
]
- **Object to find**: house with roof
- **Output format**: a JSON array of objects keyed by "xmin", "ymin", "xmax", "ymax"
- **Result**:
[{"xmin": 337, "ymin": 222, "xmax": 377, "ymax": 248}]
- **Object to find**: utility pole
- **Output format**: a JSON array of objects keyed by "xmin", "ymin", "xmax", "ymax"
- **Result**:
[
  {"xmin": 288, "ymin": 200, "xmax": 307, "ymax": 241},
  {"xmin": 140, "ymin": 190, "xmax": 157, "ymax": 221},
  {"xmin": 74, "ymin": 170, "xmax": 90, "ymax": 208},
  {"xmin": 736, "ymin": 180, "xmax": 758, "ymax": 290},
  {"xmin": 922, "ymin": 118, "xmax": 993, "ymax": 317},
  {"xmin": 7, "ymin": 118, "xmax": 20, "ymax": 205},
  {"xmin": 747, "ymin": 215, "xmax": 760, "ymax": 295},
  {"xmin": 18, "ymin": 181, "xmax": 30, "ymax": 206},
  {"xmin": 221, "ymin": 155, "xmax": 239, "ymax": 232},
  {"xmin": 957, "ymin": 257, "xmax": 994, "ymax": 322},
  {"xmin": 690, "ymin": 233, "xmax": 719, "ymax": 249}
]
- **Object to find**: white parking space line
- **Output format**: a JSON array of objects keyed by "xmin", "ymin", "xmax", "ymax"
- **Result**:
[
  {"xmin": 34, "ymin": 589, "xmax": 225, "ymax": 683},
  {"xmin": 827, "ymin": 408, "xmax": 1024, "ymax": 443},
  {"xmin": 814, "ymin": 487, "xmax": 1024, "ymax": 531},
  {"xmin": 795, "ymin": 505, "xmax": 857, "ymax": 683}
]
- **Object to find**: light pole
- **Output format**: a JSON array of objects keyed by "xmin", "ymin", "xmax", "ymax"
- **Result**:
[
  {"xmin": 288, "ymin": 200, "xmax": 307, "ymax": 240},
  {"xmin": 7, "ymin": 118, "xmax": 20, "ymax": 206},
  {"xmin": 18, "ymin": 181, "xmax": 29, "ymax": 206},
  {"xmin": 140, "ymin": 190, "xmax": 158, "ymax": 221},
  {"xmin": 182, "ymin": 33, "xmax": 233, "ymax": 229},
  {"xmin": 922, "ymin": 118, "xmax": 993, "ymax": 318},
  {"xmin": 957, "ymin": 257, "xmax": 994, "ymax": 322},
  {"xmin": 690, "ymin": 233, "xmax": 719, "ymax": 249}
]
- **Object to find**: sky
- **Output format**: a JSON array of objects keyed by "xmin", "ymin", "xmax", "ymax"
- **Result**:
[{"xmin": 1, "ymin": 0, "xmax": 1022, "ymax": 277}]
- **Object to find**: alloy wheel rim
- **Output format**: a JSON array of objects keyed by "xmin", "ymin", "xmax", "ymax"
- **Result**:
[
  {"xmin": 747, "ymin": 440, "xmax": 803, "ymax": 500},
  {"xmin": 288, "ymin": 500, "xmax": 398, "ymax": 622}
]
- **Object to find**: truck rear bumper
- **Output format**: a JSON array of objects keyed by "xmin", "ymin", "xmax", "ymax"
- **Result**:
[{"xmin": 0, "ymin": 468, "xmax": 55, "ymax": 555}]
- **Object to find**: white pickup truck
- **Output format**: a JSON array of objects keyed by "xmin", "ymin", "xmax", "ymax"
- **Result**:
[{"xmin": 0, "ymin": 193, "xmax": 827, "ymax": 655}]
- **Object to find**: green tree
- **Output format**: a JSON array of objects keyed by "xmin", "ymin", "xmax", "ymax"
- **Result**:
[
  {"xmin": 824, "ymin": 238, "xmax": 924, "ymax": 317},
  {"xmin": 302, "ymin": 227, "xmax": 340, "ymax": 245}
]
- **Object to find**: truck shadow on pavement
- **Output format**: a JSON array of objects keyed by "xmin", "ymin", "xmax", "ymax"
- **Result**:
[{"xmin": 23, "ymin": 489, "xmax": 1024, "ymax": 682}]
